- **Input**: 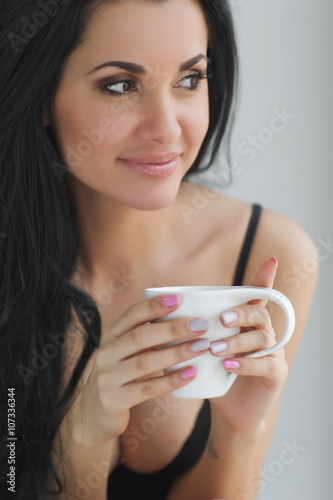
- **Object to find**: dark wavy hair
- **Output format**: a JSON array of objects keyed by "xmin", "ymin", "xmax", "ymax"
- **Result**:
[{"xmin": 0, "ymin": 0, "xmax": 238, "ymax": 498}]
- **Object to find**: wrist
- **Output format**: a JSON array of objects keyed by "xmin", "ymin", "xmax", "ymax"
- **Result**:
[
  {"xmin": 64, "ymin": 392, "xmax": 116, "ymax": 449},
  {"xmin": 210, "ymin": 403, "xmax": 266, "ymax": 438}
]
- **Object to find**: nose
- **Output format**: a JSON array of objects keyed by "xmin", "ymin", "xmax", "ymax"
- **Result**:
[{"xmin": 136, "ymin": 92, "xmax": 182, "ymax": 144}]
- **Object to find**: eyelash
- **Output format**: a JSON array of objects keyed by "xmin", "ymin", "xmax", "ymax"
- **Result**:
[{"xmin": 98, "ymin": 70, "xmax": 211, "ymax": 97}]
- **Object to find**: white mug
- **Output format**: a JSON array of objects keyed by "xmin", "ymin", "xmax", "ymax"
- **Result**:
[{"xmin": 144, "ymin": 286, "xmax": 295, "ymax": 399}]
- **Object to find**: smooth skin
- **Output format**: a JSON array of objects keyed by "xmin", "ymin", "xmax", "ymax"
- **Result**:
[{"xmin": 49, "ymin": 1, "xmax": 318, "ymax": 499}]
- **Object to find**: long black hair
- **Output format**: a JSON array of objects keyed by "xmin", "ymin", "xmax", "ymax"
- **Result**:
[{"xmin": 0, "ymin": 0, "xmax": 238, "ymax": 498}]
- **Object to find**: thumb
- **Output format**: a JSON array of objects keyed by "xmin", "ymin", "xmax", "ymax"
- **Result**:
[
  {"xmin": 251, "ymin": 257, "xmax": 278, "ymax": 288},
  {"xmin": 249, "ymin": 257, "xmax": 278, "ymax": 306}
]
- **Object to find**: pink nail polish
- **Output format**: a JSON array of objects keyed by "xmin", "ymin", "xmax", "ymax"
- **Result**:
[
  {"xmin": 271, "ymin": 257, "xmax": 278, "ymax": 268},
  {"xmin": 162, "ymin": 295, "xmax": 179, "ymax": 307},
  {"xmin": 223, "ymin": 359, "xmax": 240, "ymax": 370},
  {"xmin": 181, "ymin": 367, "xmax": 196, "ymax": 380}
]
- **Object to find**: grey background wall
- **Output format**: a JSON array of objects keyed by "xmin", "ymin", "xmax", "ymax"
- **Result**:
[{"xmin": 192, "ymin": 0, "xmax": 332, "ymax": 497}]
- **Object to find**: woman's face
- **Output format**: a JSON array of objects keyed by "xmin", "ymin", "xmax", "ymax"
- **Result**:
[{"xmin": 49, "ymin": 0, "xmax": 209, "ymax": 210}]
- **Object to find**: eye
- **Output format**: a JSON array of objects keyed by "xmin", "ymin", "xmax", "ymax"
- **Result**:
[
  {"xmin": 101, "ymin": 79, "xmax": 139, "ymax": 96},
  {"xmin": 175, "ymin": 72, "xmax": 208, "ymax": 91}
]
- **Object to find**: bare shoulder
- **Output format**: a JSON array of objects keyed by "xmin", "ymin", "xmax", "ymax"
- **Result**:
[
  {"xmin": 246, "ymin": 208, "xmax": 319, "ymax": 288},
  {"xmin": 177, "ymin": 183, "xmax": 319, "ymax": 290}
]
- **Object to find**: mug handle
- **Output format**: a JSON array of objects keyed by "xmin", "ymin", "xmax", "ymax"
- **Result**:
[
  {"xmin": 222, "ymin": 287, "xmax": 295, "ymax": 394},
  {"xmin": 238, "ymin": 286, "xmax": 296, "ymax": 358}
]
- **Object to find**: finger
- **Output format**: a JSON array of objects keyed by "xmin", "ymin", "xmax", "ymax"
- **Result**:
[
  {"xmin": 120, "ymin": 365, "xmax": 198, "ymax": 408},
  {"xmin": 109, "ymin": 336, "xmax": 210, "ymax": 386},
  {"xmin": 210, "ymin": 328, "xmax": 276, "ymax": 357},
  {"xmin": 98, "ymin": 317, "xmax": 210, "ymax": 365},
  {"xmin": 249, "ymin": 257, "xmax": 278, "ymax": 307},
  {"xmin": 251, "ymin": 257, "xmax": 278, "ymax": 288},
  {"xmin": 103, "ymin": 294, "xmax": 181, "ymax": 340},
  {"xmin": 220, "ymin": 304, "xmax": 273, "ymax": 334},
  {"xmin": 222, "ymin": 354, "xmax": 288, "ymax": 386}
]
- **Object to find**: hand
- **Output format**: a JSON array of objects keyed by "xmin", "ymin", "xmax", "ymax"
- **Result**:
[
  {"xmin": 70, "ymin": 295, "xmax": 210, "ymax": 443},
  {"xmin": 209, "ymin": 258, "xmax": 289, "ymax": 432}
]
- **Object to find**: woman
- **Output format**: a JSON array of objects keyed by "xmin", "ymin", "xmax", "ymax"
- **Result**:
[{"xmin": 0, "ymin": 0, "xmax": 317, "ymax": 499}]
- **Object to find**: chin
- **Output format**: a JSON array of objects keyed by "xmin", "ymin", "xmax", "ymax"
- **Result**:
[
  {"xmin": 128, "ymin": 193, "xmax": 178, "ymax": 212},
  {"xmin": 124, "ymin": 182, "xmax": 182, "ymax": 211}
]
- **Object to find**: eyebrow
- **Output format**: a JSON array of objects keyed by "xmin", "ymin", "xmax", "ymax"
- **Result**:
[{"xmin": 87, "ymin": 54, "xmax": 210, "ymax": 75}]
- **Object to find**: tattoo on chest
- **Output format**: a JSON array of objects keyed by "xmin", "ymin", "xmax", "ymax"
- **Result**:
[{"xmin": 207, "ymin": 438, "xmax": 218, "ymax": 459}]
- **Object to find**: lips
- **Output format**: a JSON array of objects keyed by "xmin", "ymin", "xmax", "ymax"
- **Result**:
[
  {"xmin": 120, "ymin": 153, "xmax": 181, "ymax": 164},
  {"xmin": 118, "ymin": 152, "xmax": 181, "ymax": 178}
]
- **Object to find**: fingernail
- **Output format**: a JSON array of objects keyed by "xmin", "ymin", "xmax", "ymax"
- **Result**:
[
  {"xmin": 221, "ymin": 311, "xmax": 238, "ymax": 325},
  {"xmin": 190, "ymin": 338, "xmax": 210, "ymax": 352},
  {"xmin": 271, "ymin": 257, "xmax": 278, "ymax": 268},
  {"xmin": 210, "ymin": 340, "xmax": 228, "ymax": 354},
  {"xmin": 223, "ymin": 359, "xmax": 240, "ymax": 370},
  {"xmin": 181, "ymin": 367, "xmax": 196, "ymax": 380},
  {"xmin": 188, "ymin": 318, "xmax": 209, "ymax": 332},
  {"xmin": 162, "ymin": 295, "xmax": 179, "ymax": 307}
]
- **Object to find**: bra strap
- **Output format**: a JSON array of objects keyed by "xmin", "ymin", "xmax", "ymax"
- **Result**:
[{"xmin": 232, "ymin": 204, "xmax": 262, "ymax": 286}]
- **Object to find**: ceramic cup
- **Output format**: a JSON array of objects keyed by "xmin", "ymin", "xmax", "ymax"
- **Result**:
[{"xmin": 144, "ymin": 286, "xmax": 295, "ymax": 399}]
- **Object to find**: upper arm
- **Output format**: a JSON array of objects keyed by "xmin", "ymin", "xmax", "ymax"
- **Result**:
[{"xmin": 242, "ymin": 209, "xmax": 318, "ymax": 466}]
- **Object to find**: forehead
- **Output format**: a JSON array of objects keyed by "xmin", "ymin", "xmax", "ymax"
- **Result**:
[{"xmin": 72, "ymin": 0, "xmax": 208, "ymax": 69}]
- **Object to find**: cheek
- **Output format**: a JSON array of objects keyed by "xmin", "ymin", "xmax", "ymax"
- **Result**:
[
  {"xmin": 181, "ymin": 96, "xmax": 210, "ymax": 158},
  {"xmin": 52, "ymin": 90, "xmax": 128, "ymax": 170}
]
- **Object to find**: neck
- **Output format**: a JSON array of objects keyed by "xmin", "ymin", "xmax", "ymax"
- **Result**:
[{"xmin": 70, "ymin": 177, "xmax": 180, "ymax": 292}]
